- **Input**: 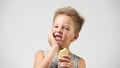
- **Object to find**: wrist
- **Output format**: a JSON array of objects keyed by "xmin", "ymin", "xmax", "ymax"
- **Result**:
[{"xmin": 51, "ymin": 45, "xmax": 59, "ymax": 52}]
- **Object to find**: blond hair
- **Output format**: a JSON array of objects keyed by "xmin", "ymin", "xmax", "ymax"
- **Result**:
[{"xmin": 53, "ymin": 7, "xmax": 84, "ymax": 33}]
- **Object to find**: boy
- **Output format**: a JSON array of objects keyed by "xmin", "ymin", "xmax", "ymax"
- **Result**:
[{"xmin": 34, "ymin": 7, "xmax": 86, "ymax": 68}]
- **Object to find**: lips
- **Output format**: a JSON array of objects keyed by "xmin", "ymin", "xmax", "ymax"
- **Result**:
[
  {"xmin": 55, "ymin": 35, "xmax": 62, "ymax": 40},
  {"xmin": 53, "ymin": 33, "xmax": 62, "ymax": 41}
]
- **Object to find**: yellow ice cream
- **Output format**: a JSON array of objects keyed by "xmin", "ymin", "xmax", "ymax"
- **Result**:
[{"xmin": 58, "ymin": 48, "xmax": 68, "ymax": 59}]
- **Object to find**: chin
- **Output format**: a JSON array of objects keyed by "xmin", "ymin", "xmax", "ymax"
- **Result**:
[
  {"xmin": 57, "ymin": 42, "xmax": 63, "ymax": 49},
  {"xmin": 59, "ymin": 46, "xmax": 64, "ymax": 50}
]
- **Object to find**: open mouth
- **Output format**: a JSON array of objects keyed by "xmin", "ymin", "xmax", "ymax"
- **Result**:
[{"xmin": 53, "ymin": 33, "xmax": 62, "ymax": 41}]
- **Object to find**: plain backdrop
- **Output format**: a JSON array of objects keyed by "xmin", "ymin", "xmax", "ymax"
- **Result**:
[{"xmin": 0, "ymin": 0, "xmax": 120, "ymax": 68}]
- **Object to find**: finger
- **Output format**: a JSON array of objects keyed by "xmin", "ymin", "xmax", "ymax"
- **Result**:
[
  {"xmin": 48, "ymin": 30, "xmax": 55, "ymax": 46},
  {"xmin": 48, "ymin": 29, "xmax": 55, "ymax": 41},
  {"xmin": 58, "ymin": 62, "xmax": 73, "ymax": 68},
  {"xmin": 48, "ymin": 29, "xmax": 52, "ymax": 37},
  {"xmin": 58, "ymin": 57, "xmax": 72, "ymax": 63},
  {"xmin": 61, "ymin": 54, "xmax": 71, "ymax": 60},
  {"xmin": 50, "ymin": 29, "xmax": 56, "ymax": 40}
]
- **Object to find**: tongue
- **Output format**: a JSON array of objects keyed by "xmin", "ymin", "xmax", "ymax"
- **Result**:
[
  {"xmin": 56, "ymin": 36, "xmax": 61, "ymax": 39},
  {"xmin": 55, "ymin": 36, "xmax": 62, "ymax": 40},
  {"xmin": 54, "ymin": 32, "xmax": 62, "ymax": 40}
]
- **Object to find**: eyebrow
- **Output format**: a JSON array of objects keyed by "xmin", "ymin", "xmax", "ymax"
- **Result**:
[{"xmin": 53, "ymin": 23, "xmax": 70, "ymax": 27}]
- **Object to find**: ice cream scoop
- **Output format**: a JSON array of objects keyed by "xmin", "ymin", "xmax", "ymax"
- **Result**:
[{"xmin": 58, "ymin": 48, "xmax": 68, "ymax": 59}]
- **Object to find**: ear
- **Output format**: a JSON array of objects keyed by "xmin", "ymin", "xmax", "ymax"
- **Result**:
[{"xmin": 71, "ymin": 33, "xmax": 79, "ymax": 42}]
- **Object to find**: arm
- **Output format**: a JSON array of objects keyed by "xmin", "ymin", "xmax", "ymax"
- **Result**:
[
  {"xmin": 33, "ymin": 50, "xmax": 44, "ymax": 68},
  {"xmin": 33, "ymin": 30, "xmax": 58, "ymax": 68},
  {"xmin": 33, "ymin": 46, "xmax": 57, "ymax": 68},
  {"xmin": 78, "ymin": 57, "xmax": 86, "ymax": 68}
]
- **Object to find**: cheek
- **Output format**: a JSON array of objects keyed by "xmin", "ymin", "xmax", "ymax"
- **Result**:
[
  {"xmin": 63, "ymin": 32, "xmax": 74, "ymax": 40},
  {"xmin": 51, "ymin": 27, "xmax": 55, "ymax": 32}
]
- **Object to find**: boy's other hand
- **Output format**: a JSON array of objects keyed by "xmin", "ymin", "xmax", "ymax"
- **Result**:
[
  {"xmin": 48, "ymin": 30, "xmax": 59, "ymax": 49},
  {"xmin": 58, "ymin": 55, "xmax": 74, "ymax": 68}
]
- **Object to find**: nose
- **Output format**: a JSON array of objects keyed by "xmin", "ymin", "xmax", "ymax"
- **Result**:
[{"xmin": 56, "ymin": 27, "xmax": 63, "ymax": 34}]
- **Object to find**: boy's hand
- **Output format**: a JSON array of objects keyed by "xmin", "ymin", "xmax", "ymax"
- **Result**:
[
  {"xmin": 48, "ymin": 30, "xmax": 59, "ymax": 49},
  {"xmin": 58, "ymin": 55, "xmax": 74, "ymax": 68}
]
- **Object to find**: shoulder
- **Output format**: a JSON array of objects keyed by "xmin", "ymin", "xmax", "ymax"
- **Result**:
[
  {"xmin": 34, "ymin": 50, "xmax": 45, "ymax": 67},
  {"xmin": 78, "ymin": 57, "xmax": 86, "ymax": 68},
  {"xmin": 35, "ymin": 50, "xmax": 45, "ymax": 58}
]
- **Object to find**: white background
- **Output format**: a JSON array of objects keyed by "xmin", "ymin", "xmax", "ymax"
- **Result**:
[{"xmin": 0, "ymin": 0, "xmax": 120, "ymax": 68}]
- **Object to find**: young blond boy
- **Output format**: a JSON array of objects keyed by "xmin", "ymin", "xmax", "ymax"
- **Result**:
[{"xmin": 34, "ymin": 7, "xmax": 86, "ymax": 68}]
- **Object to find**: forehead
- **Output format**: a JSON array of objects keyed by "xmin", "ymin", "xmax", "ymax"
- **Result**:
[{"xmin": 53, "ymin": 14, "xmax": 74, "ymax": 26}]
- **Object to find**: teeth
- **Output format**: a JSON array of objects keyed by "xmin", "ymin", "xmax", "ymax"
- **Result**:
[
  {"xmin": 54, "ymin": 33, "xmax": 62, "ymax": 40},
  {"xmin": 55, "ymin": 36, "xmax": 61, "ymax": 39},
  {"xmin": 55, "ymin": 35, "xmax": 62, "ymax": 40}
]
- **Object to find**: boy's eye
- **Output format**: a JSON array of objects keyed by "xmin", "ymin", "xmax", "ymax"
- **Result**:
[
  {"xmin": 64, "ymin": 27, "xmax": 70, "ymax": 31},
  {"xmin": 53, "ymin": 25, "xmax": 58, "ymax": 28}
]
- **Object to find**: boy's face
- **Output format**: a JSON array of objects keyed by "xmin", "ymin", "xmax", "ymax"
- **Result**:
[{"xmin": 52, "ymin": 14, "xmax": 77, "ymax": 49}]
